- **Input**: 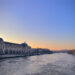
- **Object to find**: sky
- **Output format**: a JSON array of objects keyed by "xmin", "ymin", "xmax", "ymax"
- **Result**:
[{"xmin": 0, "ymin": 0, "xmax": 75, "ymax": 50}]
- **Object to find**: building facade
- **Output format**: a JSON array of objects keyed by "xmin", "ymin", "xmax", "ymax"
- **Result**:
[{"xmin": 0, "ymin": 38, "xmax": 31, "ymax": 55}]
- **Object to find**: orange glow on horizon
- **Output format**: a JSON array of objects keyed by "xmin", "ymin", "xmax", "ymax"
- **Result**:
[{"xmin": 0, "ymin": 36, "xmax": 74, "ymax": 51}]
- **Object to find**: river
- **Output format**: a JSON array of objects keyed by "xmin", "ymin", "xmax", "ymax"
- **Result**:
[{"xmin": 0, "ymin": 53, "xmax": 75, "ymax": 75}]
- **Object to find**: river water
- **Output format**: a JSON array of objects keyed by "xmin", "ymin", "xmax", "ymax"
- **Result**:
[{"xmin": 0, "ymin": 53, "xmax": 75, "ymax": 75}]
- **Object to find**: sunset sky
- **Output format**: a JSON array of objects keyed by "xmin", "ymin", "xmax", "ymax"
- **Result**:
[{"xmin": 0, "ymin": 0, "xmax": 75, "ymax": 50}]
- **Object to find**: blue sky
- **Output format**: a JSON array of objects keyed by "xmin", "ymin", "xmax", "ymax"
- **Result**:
[{"xmin": 0, "ymin": 0, "xmax": 75, "ymax": 50}]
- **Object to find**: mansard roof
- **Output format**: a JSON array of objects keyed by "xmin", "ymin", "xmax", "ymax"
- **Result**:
[
  {"xmin": 5, "ymin": 42, "xmax": 28, "ymax": 47},
  {"xmin": 5, "ymin": 42, "xmax": 20, "ymax": 46}
]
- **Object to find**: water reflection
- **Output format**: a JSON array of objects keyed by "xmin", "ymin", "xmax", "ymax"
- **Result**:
[{"xmin": 0, "ymin": 53, "xmax": 75, "ymax": 75}]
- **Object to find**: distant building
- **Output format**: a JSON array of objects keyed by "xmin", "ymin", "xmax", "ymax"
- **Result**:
[{"xmin": 0, "ymin": 38, "xmax": 31, "ymax": 55}]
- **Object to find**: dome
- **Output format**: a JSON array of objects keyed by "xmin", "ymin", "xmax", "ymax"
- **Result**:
[
  {"xmin": 21, "ymin": 42, "xmax": 28, "ymax": 47},
  {"xmin": 0, "ymin": 38, "xmax": 3, "ymax": 42}
]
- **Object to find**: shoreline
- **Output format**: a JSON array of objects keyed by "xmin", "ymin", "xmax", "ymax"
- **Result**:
[{"xmin": 0, "ymin": 55, "xmax": 26, "ymax": 60}]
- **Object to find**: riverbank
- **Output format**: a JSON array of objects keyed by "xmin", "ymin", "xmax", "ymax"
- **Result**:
[
  {"xmin": 0, "ymin": 48, "xmax": 53, "ymax": 59},
  {"xmin": 0, "ymin": 55, "xmax": 26, "ymax": 59}
]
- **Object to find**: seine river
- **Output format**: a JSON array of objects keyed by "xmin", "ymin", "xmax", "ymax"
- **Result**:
[{"xmin": 0, "ymin": 53, "xmax": 75, "ymax": 75}]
